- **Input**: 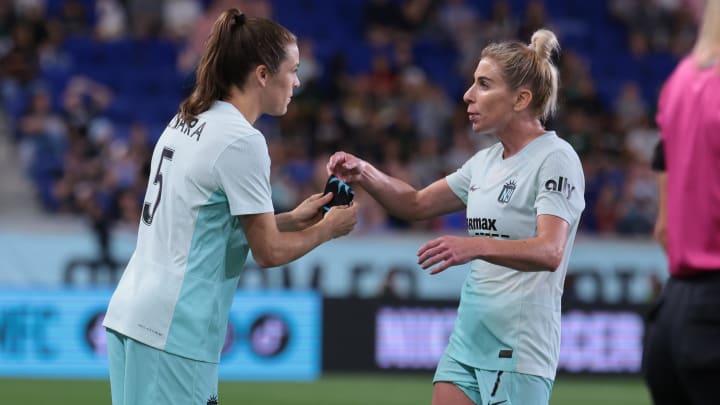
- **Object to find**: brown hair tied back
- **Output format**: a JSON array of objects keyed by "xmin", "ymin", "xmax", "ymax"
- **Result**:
[
  {"xmin": 177, "ymin": 8, "xmax": 296, "ymax": 123},
  {"xmin": 233, "ymin": 13, "xmax": 245, "ymax": 27}
]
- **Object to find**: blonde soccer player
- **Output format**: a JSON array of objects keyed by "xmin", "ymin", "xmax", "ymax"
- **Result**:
[{"xmin": 328, "ymin": 29, "xmax": 584, "ymax": 405}]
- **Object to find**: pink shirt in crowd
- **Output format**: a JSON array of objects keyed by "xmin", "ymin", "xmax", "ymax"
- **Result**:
[{"xmin": 656, "ymin": 55, "xmax": 720, "ymax": 277}]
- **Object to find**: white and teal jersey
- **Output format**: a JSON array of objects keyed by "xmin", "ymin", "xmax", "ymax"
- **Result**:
[
  {"xmin": 445, "ymin": 131, "xmax": 585, "ymax": 380},
  {"xmin": 103, "ymin": 101, "xmax": 274, "ymax": 363}
]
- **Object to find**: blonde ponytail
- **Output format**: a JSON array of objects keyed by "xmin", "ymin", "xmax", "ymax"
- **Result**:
[
  {"xmin": 530, "ymin": 29, "xmax": 560, "ymax": 119},
  {"xmin": 531, "ymin": 29, "xmax": 560, "ymax": 62}
]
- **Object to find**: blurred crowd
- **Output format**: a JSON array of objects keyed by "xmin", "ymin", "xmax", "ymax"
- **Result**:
[{"xmin": 0, "ymin": 0, "xmax": 701, "ymax": 238}]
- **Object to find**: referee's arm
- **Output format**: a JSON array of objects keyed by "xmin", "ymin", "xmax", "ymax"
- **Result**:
[{"xmin": 652, "ymin": 140, "xmax": 667, "ymax": 252}]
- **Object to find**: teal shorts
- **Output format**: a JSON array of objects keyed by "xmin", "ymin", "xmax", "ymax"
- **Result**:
[
  {"xmin": 106, "ymin": 328, "xmax": 219, "ymax": 405},
  {"xmin": 433, "ymin": 351, "xmax": 553, "ymax": 405}
]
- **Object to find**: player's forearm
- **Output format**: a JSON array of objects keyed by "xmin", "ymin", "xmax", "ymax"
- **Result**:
[
  {"xmin": 474, "ymin": 237, "xmax": 564, "ymax": 272},
  {"xmin": 654, "ymin": 172, "xmax": 668, "ymax": 251},
  {"xmin": 275, "ymin": 211, "xmax": 298, "ymax": 232},
  {"xmin": 253, "ymin": 224, "xmax": 332, "ymax": 268},
  {"xmin": 358, "ymin": 164, "xmax": 424, "ymax": 220},
  {"xmin": 656, "ymin": 173, "xmax": 667, "ymax": 219}
]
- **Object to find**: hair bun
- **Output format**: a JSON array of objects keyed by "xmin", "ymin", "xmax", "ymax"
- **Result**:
[{"xmin": 530, "ymin": 29, "xmax": 559, "ymax": 61}]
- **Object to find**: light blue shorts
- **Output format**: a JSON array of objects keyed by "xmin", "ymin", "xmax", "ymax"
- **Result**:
[
  {"xmin": 106, "ymin": 328, "xmax": 219, "ymax": 405},
  {"xmin": 433, "ymin": 351, "xmax": 553, "ymax": 405}
]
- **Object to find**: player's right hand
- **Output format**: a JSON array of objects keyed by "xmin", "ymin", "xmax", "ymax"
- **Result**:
[
  {"xmin": 326, "ymin": 151, "xmax": 367, "ymax": 183},
  {"xmin": 323, "ymin": 203, "xmax": 358, "ymax": 239}
]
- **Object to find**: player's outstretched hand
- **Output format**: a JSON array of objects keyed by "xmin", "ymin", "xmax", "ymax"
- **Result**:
[
  {"xmin": 291, "ymin": 192, "xmax": 334, "ymax": 230},
  {"xmin": 326, "ymin": 151, "xmax": 367, "ymax": 183},
  {"xmin": 322, "ymin": 203, "xmax": 358, "ymax": 239},
  {"xmin": 417, "ymin": 235, "xmax": 476, "ymax": 275}
]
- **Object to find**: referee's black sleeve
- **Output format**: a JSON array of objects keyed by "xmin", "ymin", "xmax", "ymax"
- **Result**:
[{"xmin": 651, "ymin": 139, "xmax": 666, "ymax": 172}]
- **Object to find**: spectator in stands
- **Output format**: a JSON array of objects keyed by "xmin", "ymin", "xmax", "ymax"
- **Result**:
[
  {"xmin": 438, "ymin": 0, "xmax": 479, "ymax": 45},
  {"xmin": 162, "ymin": 0, "xmax": 202, "ymax": 41},
  {"xmin": 38, "ymin": 18, "xmax": 71, "ymax": 72},
  {"xmin": 61, "ymin": 76, "xmax": 113, "ymax": 133},
  {"xmin": 102, "ymin": 9, "xmax": 356, "ymax": 404},
  {"xmin": 487, "ymin": 0, "xmax": 520, "ymax": 42},
  {"xmin": 613, "ymin": 82, "xmax": 649, "ymax": 131},
  {"xmin": 94, "ymin": 0, "xmax": 127, "ymax": 41},
  {"xmin": 593, "ymin": 182, "xmax": 621, "ymax": 233},
  {"xmin": 59, "ymin": 0, "xmax": 89, "ymax": 36},
  {"xmin": 295, "ymin": 39, "xmax": 322, "ymax": 96},
  {"xmin": 17, "ymin": 85, "xmax": 66, "ymax": 172},
  {"xmin": 643, "ymin": 1, "xmax": 720, "ymax": 404},
  {"xmin": 0, "ymin": 21, "xmax": 38, "ymax": 90},
  {"xmin": 518, "ymin": 1, "xmax": 550, "ymax": 41},
  {"xmin": 0, "ymin": 1, "xmax": 15, "ymax": 45},
  {"xmin": 327, "ymin": 29, "xmax": 584, "ymax": 405},
  {"xmin": 363, "ymin": 0, "xmax": 405, "ymax": 46},
  {"xmin": 617, "ymin": 162, "xmax": 656, "ymax": 235}
]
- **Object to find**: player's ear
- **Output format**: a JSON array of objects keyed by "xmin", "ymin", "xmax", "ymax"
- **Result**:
[
  {"xmin": 255, "ymin": 65, "xmax": 269, "ymax": 87},
  {"xmin": 513, "ymin": 87, "xmax": 533, "ymax": 112}
]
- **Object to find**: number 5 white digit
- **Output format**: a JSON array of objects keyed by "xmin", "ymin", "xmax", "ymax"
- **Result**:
[{"xmin": 142, "ymin": 147, "xmax": 175, "ymax": 225}]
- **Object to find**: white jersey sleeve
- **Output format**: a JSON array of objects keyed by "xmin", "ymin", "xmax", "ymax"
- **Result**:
[
  {"xmin": 446, "ymin": 151, "xmax": 486, "ymax": 205},
  {"xmin": 214, "ymin": 135, "xmax": 274, "ymax": 216},
  {"xmin": 445, "ymin": 159, "xmax": 473, "ymax": 205},
  {"xmin": 534, "ymin": 149, "xmax": 585, "ymax": 224}
]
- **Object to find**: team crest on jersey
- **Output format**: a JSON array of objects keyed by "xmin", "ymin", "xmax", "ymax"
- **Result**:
[{"xmin": 497, "ymin": 180, "xmax": 517, "ymax": 203}]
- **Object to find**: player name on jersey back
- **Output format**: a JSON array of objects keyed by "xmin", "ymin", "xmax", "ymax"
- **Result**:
[{"xmin": 168, "ymin": 115, "xmax": 207, "ymax": 142}]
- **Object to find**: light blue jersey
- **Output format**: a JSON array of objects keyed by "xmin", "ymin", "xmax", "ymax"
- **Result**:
[
  {"xmin": 103, "ymin": 101, "xmax": 274, "ymax": 363},
  {"xmin": 445, "ymin": 131, "xmax": 585, "ymax": 380}
]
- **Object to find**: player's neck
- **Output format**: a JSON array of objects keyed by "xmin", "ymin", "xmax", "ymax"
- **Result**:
[
  {"xmin": 693, "ymin": 48, "xmax": 720, "ymax": 69},
  {"xmin": 225, "ymin": 86, "xmax": 262, "ymax": 124},
  {"xmin": 498, "ymin": 118, "xmax": 545, "ymax": 159}
]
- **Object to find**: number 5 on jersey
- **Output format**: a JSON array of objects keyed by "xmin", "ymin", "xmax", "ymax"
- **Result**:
[{"xmin": 142, "ymin": 147, "xmax": 175, "ymax": 225}]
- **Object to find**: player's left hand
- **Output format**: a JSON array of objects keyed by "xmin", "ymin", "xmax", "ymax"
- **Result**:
[
  {"xmin": 291, "ymin": 192, "xmax": 333, "ymax": 230},
  {"xmin": 417, "ymin": 235, "xmax": 476, "ymax": 275}
]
